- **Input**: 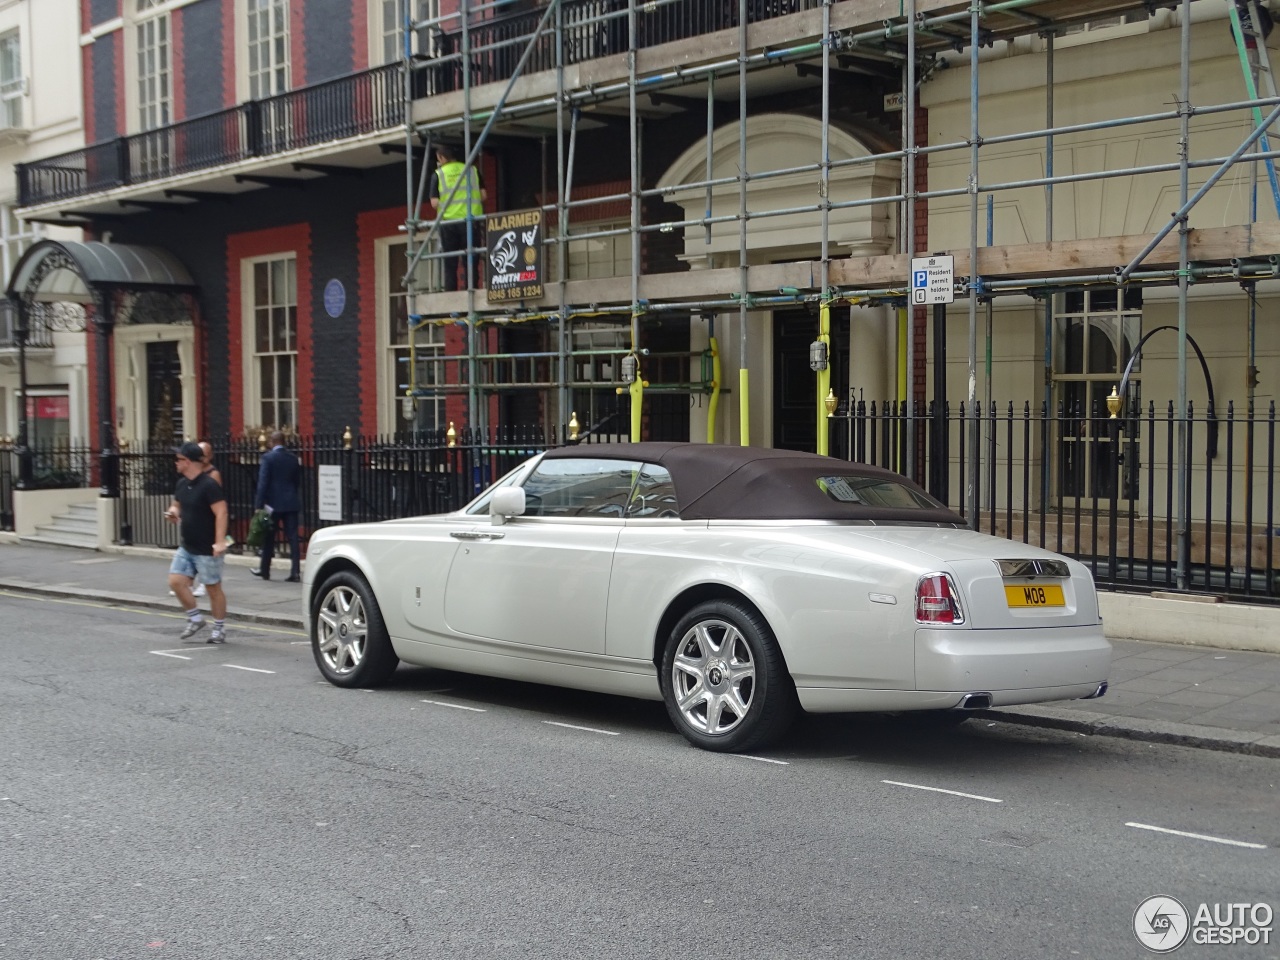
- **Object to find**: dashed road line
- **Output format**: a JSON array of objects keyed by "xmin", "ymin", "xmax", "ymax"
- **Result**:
[
  {"xmin": 1125, "ymin": 822, "xmax": 1268, "ymax": 849},
  {"xmin": 543, "ymin": 720, "xmax": 619, "ymax": 736},
  {"xmin": 740, "ymin": 755, "xmax": 789, "ymax": 765},
  {"xmin": 222, "ymin": 664, "xmax": 276, "ymax": 674},
  {"xmin": 421, "ymin": 699, "xmax": 486, "ymax": 712},
  {"xmin": 882, "ymin": 779, "xmax": 1003, "ymax": 803}
]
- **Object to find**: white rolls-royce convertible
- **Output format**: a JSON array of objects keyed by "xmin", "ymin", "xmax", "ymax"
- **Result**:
[{"xmin": 303, "ymin": 443, "xmax": 1111, "ymax": 752}]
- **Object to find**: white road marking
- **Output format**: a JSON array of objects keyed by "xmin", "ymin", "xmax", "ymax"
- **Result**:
[
  {"xmin": 882, "ymin": 779, "xmax": 1003, "ymax": 803},
  {"xmin": 421, "ymin": 699, "xmax": 486, "ymax": 712},
  {"xmin": 150, "ymin": 647, "xmax": 218, "ymax": 659},
  {"xmin": 542, "ymin": 720, "xmax": 619, "ymax": 736},
  {"xmin": 70, "ymin": 557, "xmax": 119, "ymax": 565},
  {"xmin": 1125, "ymin": 822, "xmax": 1268, "ymax": 849},
  {"xmin": 222, "ymin": 664, "xmax": 276, "ymax": 674},
  {"xmin": 290, "ymin": 640, "xmax": 310, "ymax": 645},
  {"xmin": 740, "ymin": 755, "xmax": 790, "ymax": 765}
]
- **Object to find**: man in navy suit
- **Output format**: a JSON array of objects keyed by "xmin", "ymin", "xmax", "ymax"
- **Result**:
[{"xmin": 251, "ymin": 431, "xmax": 303, "ymax": 582}]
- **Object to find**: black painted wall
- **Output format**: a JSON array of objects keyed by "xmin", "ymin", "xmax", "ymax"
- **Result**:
[
  {"xmin": 181, "ymin": 0, "xmax": 227, "ymax": 118},
  {"xmin": 108, "ymin": 160, "xmax": 406, "ymax": 437},
  {"xmin": 302, "ymin": 0, "xmax": 357, "ymax": 85}
]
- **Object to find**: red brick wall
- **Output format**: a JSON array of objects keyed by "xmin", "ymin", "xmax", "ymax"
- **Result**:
[{"xmin": 355, "ymin": 207, "xmax": 406, "ymax": 435}]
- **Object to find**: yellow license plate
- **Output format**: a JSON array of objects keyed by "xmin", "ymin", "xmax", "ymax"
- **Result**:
[{"xmin": 1004, "ymin": 584, "xmax": 1065, "ymax": 608}]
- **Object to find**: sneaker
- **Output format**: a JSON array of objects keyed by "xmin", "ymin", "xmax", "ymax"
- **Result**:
[
  {"xmin": 249, "ymin": 568, "xmax": 270, "ymax": 580},
  {"xmin": 192, "ymin": 582, "xmax": 207, "ymax": 597},
  {"xmin": 207, "ymin": 628, "xmax": 226, "ymax": 644},
  {"xmin": 179, "ymin": 619, "xmax": 206, "ymax": 641}
]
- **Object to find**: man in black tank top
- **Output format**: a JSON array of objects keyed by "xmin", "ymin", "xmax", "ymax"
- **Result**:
[{"xmin": 165, "ymin": 442, "xmax": 229, "ymax": 642}]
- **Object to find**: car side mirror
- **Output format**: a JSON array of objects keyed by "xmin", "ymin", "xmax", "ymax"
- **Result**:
[{"xmin": 490, "ymin": 486, "xmax": 526, "ymax": 525}]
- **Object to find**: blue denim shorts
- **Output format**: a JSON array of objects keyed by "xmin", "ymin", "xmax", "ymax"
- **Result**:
[{"xmin": 169, "ymin": 546, "xmax": 225, "ymax": 585}]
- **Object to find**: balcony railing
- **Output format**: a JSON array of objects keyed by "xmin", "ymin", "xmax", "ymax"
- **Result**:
[
  {"xmin": 18, "ymin": 0, "xmax": 820, "ymax": 207},
  {"xmin": 17, "ymin": 61, "xmax": 406, "ymax": 207}
]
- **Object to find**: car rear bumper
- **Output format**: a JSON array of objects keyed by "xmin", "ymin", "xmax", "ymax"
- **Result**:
[
  {"xmin": 794, "ymin": 623, "xmax": 1110, "ymax": 713},
  {"xmin": 914, "ymin": 623, "xmax": 1111, "ymax": 694}
]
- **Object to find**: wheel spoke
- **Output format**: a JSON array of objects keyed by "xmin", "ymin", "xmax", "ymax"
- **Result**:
[
  {"xmin": 676, "ymin": 679, "xmax": 707, "ymax": 713},
  {"xmin": 705, "ymin": 693, "xmax": 727, "ymax": 732}
]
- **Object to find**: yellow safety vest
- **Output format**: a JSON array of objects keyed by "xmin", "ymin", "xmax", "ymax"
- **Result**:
[{"xmin": 436, "ymin": 161, "xmax": 483, "ymax": 220}]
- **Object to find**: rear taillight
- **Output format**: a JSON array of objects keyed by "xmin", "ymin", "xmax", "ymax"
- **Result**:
[{"xmin": 915, "ymin": 573, "xmax": 965, "ymax": 624}]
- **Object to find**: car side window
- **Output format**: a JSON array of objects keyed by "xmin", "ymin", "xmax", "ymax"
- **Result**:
[
  {"xmin": 625, "ymin": 464, "xmax": 679, "ymax": 518},
  {"xmin": 522, "ymin": 458, "xmax": 640, "ymax": 517}
]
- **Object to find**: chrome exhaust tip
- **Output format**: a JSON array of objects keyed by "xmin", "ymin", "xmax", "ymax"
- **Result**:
[
  {"xmin": 1081, "ymin": 681, "xmax": 1109, "ymax": 700},
  {"xmin": 959, "ymin": 692, "xmax": 992, "ymax": 710}
]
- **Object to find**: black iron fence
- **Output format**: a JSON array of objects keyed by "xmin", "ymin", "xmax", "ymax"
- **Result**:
[
  {"xmin": 829, "ymin": 399, "xmax": 1280, "ymax": 604},
  {"xmin": 115, "ymin": 427, "xmax": 555, "ymax": 558}
]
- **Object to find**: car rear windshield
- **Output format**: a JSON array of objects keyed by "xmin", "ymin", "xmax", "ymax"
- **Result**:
[{"xmin": 816, "ymin": 475, "xmax": 940, "ymax": 510}]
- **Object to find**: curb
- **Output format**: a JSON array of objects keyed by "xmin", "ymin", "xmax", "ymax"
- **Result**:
[
  {"xmin": 0, "ymin": 580, "xmax": 305, "ymax": 632},
  {"xmin": 976, "ymin": 706, "xmax": 1280, "ymax": 760}
]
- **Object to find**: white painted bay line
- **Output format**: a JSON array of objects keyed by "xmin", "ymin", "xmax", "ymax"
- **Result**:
[
  {"xmin": 543, "ymin": 720, "xmax": 619, "ymax": 736},
  {"xmin": 150, "ymin": 647, "xmax": 218, "ymax": 658},
  {"xmin": 882, "ymin": 779, "xmax": 1003, "ymax": 803},
  {"xmin": 421, "ymin": 699, "xmax": 486, "ymax": 712},
  {"xmin": 740, "ymin": 755, "xmax": 790, "ymax": 765},
  {"xmin": 1125, "ymin": 822, "xmax": 1268, "ymax": 849},
  {"xmin": 222, "ymin": 664, "xmax": 276, "ymax": 674}
]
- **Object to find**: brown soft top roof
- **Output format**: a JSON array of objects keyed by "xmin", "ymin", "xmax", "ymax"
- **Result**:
[{"xmin": 541, "ymin": 442, "xmax": 964, "ymax": 523}]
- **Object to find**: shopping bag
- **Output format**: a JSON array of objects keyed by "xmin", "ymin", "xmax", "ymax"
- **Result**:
[{"xmin": 246, "ymin": 509, "xmax": 271, "ymax": 549}]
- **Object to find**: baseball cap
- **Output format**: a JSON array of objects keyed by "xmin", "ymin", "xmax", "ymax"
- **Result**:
[{"xmin": 174, "ymin": 441, "xmax": 204, "ymax": 461}]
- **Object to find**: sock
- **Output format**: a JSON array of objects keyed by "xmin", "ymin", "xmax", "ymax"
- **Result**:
[
  {"xmin": 213, "ymin": 619, "xmax": 225, "ymax": 632},
  {"xmin": 186, "ymin": 608, "xmax": 203, "ymax": 622}
]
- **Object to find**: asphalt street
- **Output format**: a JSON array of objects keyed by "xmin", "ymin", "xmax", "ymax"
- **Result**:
[{"xmin": 2, "ymin": 592, "xmax": 1277, "ymax": 959}]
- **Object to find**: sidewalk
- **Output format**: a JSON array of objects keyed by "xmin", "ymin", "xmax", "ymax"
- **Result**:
[{"xmin": 2, "ymin": 537, "xmax": 1278, "ymax": 758}]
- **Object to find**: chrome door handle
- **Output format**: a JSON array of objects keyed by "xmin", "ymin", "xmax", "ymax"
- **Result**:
[{"xmin": 450, "ymin": 530, "xmax": 505, "ymax": 541}]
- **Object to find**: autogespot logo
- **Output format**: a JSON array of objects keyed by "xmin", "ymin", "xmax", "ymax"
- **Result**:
[{"xmin": 1134, "ymin": 895, "xmax": 1191, "ymax": 953}]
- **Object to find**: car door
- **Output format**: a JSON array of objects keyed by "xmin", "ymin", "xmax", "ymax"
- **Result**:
[{"xmin": 442, "ymin": 457, "xmax": 639, "ymax": 653}]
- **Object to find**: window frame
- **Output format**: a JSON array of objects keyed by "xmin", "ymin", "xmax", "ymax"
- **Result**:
[
  {"xmin": 376, "ymin": 236, "xmax": 445, "ymax": 436},
  {"xmin": 236, "ymin": 0, "xmax": 291, "ymax": 103},
  {"xmin": 0, "ymin": 30, "xmax": 24, "ymax": 131},
  {"xmin": 240, "ymin": 252, "xmax": 298, "ymax": 432}
]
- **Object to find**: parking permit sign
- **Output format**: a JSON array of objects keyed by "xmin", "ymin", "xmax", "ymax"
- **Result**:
[{"xmin": 910, "ymin": 255, "xmax": 955, "ymax": 305}]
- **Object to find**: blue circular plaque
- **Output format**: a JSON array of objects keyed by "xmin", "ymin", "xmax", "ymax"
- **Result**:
[{"xmin": 323, "ymin": 278, "xmax": 346, "ymax": 318}]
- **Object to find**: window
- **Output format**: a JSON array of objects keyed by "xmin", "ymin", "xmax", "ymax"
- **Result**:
[
  {"xmin": 377, "ymin": 0, "xmax": 440, "ymax": 65},
  {"xmin": 0, "ymin": 31, "xmax": 22, "ymax": 130},
  {"xmin": 247, "ymin": 255, "xmax": 297, "ymax": 430},
  {"xmin": 545, "ymin": 220, "xmax": 631, "ymax": 280},
  {"xmin": 133, "ymin": 0, "xmax": 171, "ymax": 175},
  {"xmin": 1060, "ymin": 12, "xmax": 1147, "ymax": 37},
  {"xmin": 382, "ymin": 240, "xmax": 444, "ymax": 435},
  {"xmin": 521, "ymin": 458, "xmax": 641, "ymax": 517},
  {"xmin": 136, "ymin": 3, "xmax": 171, "ymax": 131},
  {"xmin": 1053, "ymin": 288, "xmax": 1142, "ymax": 501},
  {"xmin": 247, "ymin": 0, "xmax": 290, "ymax": 99},
  {"xmin": 627, "ymin": 464, "xmax": 678, "ymax": 517},
  {"xmin": 0, "ymin": 205, "xmax": 42, "ymax": 284}
]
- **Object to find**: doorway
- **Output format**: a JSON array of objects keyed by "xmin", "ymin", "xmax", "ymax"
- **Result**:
[
  {"xmin": 146, "ymin": 340, "xmax": 183, "ymax": 444},
  {"xmin": 772, "ymin": 306, "xmax": 849, "ymax": 452}
]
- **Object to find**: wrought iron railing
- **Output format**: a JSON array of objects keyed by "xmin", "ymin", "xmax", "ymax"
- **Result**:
[
  {"xmin": 828, "ymin": 398, "xmax": 1280, "ymax": 604},
  {"xmin": 16, "ymin": 62, "xmax": 405, "ymax": 206},
  {"xmin": 0, "ymin": 300, "xmax": 54, "ymax": 349}
]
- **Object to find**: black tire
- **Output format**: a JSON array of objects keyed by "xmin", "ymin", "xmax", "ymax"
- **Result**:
[
  {"xmin": 311, "ymin": 571, "xmax": 399, "ymax": 688},
  {"xmin": 659, "ymin": 599, "xmax": 797, "ymax": 752}
]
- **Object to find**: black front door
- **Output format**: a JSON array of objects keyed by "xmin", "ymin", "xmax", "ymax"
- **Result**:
[{"xmin": 772, "ymin": 308, "xmax": 848, "ymax": 452}]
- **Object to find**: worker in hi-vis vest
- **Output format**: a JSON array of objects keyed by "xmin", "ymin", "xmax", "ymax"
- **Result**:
[{"xmin": 429, "ymin": 144, "xmax": 487, "ymax": 292}]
